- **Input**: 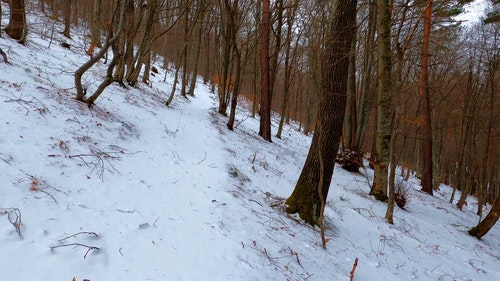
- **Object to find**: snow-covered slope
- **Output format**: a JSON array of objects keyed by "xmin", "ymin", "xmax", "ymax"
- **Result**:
[{"xmin": 1, "ymin": 9, "xmax": 499, "ymax": 281}]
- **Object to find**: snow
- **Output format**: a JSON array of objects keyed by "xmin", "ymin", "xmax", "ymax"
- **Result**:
[{"xmin": 1, "ymin": 7, "xmax": 499, "ymax": 281}]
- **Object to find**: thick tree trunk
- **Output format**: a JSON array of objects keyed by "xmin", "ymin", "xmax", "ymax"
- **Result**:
[
  {"xmin": 258, "ymin": 0, "xmax": 272, "ymax": 142},
  {"xmin": 419, "ymin": 0, "xmax": 433, "ymax": 195},
  {"xmin": 5, "ymin": 0, "xmax": 27, "ymax": 44},
  {"xmin": 370, "ymin": 0, "xmax": 393, "ymax": 202},
  {"xmin": 286, "ymin": 0, "xmax": 358, "ymax": 226}
]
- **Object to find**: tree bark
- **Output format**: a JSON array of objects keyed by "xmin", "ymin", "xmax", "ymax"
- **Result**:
[
  {"xmin": 258, "ymin": 0, "xmax": 272, "ymax": 142},
  {"xmin": 5, "ymin": 0, "xmax": 27, "ymax": 44},
  {"xmin": 419, "ymin": 0, "xmax": 433, "ymax": 195},
  {"xmin": 61, "ymin": 0, "xmax": 71, "ymax": 38},
  {"xmin": 469, "ymin": 194, "xmax": 500, "ymax": 239},
  {"xmin": 285, "ymin": 0, "xmax": 358, "ymax": 226},
  {"xmin": 370, "ymin": 0, "xmax": 393, "ymax": 202}
]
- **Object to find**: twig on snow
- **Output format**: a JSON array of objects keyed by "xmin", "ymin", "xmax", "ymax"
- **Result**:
[
  {"xmin": 58, "ymin": 231, "xmax": 99, "ymax": 242},
  {"xmin": 350, "ymin": 258, "xmax": 359, "ymax": 281},
  {"xmin": 50, "ymin": 243, "xmax": 100, "ymax": 259}
]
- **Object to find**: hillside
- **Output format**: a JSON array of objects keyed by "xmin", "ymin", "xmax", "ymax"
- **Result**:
[{"xmin": 1, "ymin": 9, "xmax": 499, "ymax": 281}]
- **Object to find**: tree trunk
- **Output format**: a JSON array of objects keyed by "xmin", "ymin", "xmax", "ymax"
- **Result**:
[
  {"xmin": 74, "ymin": 0, "xmax": 129, "ymax": 103},
  {"xmin": 269, "ymin": 0, "xmax": 283, "ymax": 103},
  {"xmin": 276, "ymin": 4, "xmax": 298, "ymax": 139},
  {"xmin": 354, "ymin": 0, "xmax": 377, "ymax": 152},
  {"xmin": 225, "ymin": 0, "xmax": 241, "ymax": 131},
  {"xmin": 386, "ymin": 113, "xmax": 397, "ymax": 224},
  {"xmin": 469, "ymin": 194, "xmax": 500, "ymax": 239},
  {"xmin": 180, "ymin": 5, "xmax": 190, "ymax": 97},
  {"xmin": 370, "ymin": 0, "xmax": 393, "ymax": 202},
  {"xmin": 127, "ymin": 0, "xmax": 158, "ymax": 87},
  {"xmin": 187, "ymin": 7, "xmax": 205, "ymax": 97},
  {"xmin": 344, "ymin": 27, "xmax": 357, "ymax": 149},
  {"xmin": 419, "ymin": 0, "xmax": 433, "ymax": 195},
  {"xmin": 61, "ymin": 0, "xmax": 71, "ymax": 38},
  {"xmin": 5, "ymin": 0, "xmax": 27, "ymax": 44},
  {"xmin": 285, "ymin": 0, "xmax": 358, "ymax": 226},
  {"xmin": 258, "ymin": 0, "xmax": 272, "ymax": 142},
  {"xmin": 165, "ymin": 62, "xmax": 181, "ymax": 106}
]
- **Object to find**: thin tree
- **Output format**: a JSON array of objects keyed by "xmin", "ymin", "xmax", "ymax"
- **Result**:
[
  {"xmin": 259, "ymin": 0, "xmax": 272, "ymax": 142},
  {"xmin": 285, "ymin": 0, "xmax": 358, "ymax": 227}
]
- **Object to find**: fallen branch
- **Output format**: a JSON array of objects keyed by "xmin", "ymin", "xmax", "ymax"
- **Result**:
[
  {"xmin": 350, "ymin": 257, "xmax": 359, "ymax": 281},
  {"xmin": 50, "ymin": 243, "xmax": 100, "ymax": 259},
  {"xmin": 68, "ymin": 149, "xmax": 121, "ymax": 180}
]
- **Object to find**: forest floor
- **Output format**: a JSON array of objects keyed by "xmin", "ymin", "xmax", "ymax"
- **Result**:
[{"xmin": 1, "ymin": 7, "xmax": 499, "ymax": 281}]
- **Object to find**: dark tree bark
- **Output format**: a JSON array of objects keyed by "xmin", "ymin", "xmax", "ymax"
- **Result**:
[
  {"xmin": 5, "ymin": 0, "xmax": 27, "ymax": 44},
  {"xmin": 258, "ymin": 0, "xmax": 272, "ymax": 142},
  {"xmin": 285, "ymin": 0, "xmax": 358, "ymax": 226},
  {"xmin": 419, "ymin": 0, "xmax": 433, "ymax": 196},
  {"xmin": 469, "ymin": 194, "xmax": 500, "ymax": 239}
]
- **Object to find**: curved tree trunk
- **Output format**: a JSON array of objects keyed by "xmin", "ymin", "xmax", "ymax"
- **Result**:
[
  {"xmin": 285, "ymin": 0, "xmax": 358, "ymax": 226},
  {"xmin": 469, "ymin": 194, "xmax": 500, "ymax": 239},
  {"xmin": 74, "ymin": 0, "xmax": 129, "ymax": 103}
]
